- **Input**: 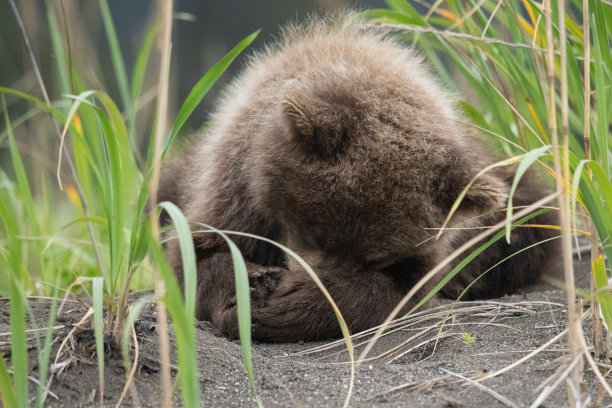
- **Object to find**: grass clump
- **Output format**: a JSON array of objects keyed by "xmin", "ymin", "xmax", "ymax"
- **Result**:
[
  {"xmin": 364, "ymin": 0, "xmax": 612, "ymax": 403},
  {"xmin": 0, "ymin": 1, "xmax": 258, "ymax": 406}
]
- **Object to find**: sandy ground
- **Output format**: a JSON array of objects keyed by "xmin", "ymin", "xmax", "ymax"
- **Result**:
[{"xmin": 1, "ymin": 260, "xmax": 611, "ymax": 407}]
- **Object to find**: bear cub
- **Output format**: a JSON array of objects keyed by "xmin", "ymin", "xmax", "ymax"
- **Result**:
[{"xmin": 159, "ymin": 16, "xmax": 559, "ymax": 342}]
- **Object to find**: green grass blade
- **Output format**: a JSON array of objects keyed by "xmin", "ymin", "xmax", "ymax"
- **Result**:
[
  {"xmin": 128, "ymin": 195, "xmax": 151, "ymax": 267},
  {"xmin": 34, "ymin": 278, "xmax": 60, "ymax": 408},
  {"xmin": 164, "ymin": 30, "xmax": 260, "ymax": 154},
  {"xmin": 99, "ymin": 110, "xmax": 125, "ymax": 293},
  {"xmin": 127, "ymin": 179, "xmax": 152, "ymax": 277},
  {"xmin": 129, "ymin": 17, "xmax": 163, "ymax": 143},
  {"xmin": 121, "ymin": 295, "xmax": 152, "ymax": 374},
  {"xmin": 63, "ymin": 96, "xmax": 123, "ymax": 291},
  {"xmin": 62, "ymin": 91, "xmax": 97, "ymax": 129},
  {"xmin": 3, "ymin": 95, "xmax": 39, "ymax": 236},
  {"xmin": 91, "ymin": 277, "xmax": 105, "ymax": 403},
  {"xmin": 505, "ymin": 145, "xmax": 551, "ymax": 241},
  {"xmin": 66, "ymin": 91, "xmax": 142, "ymax": 294},
  {"xmin": 68, "ymin": 102, "xmax": 101, "ymax": 202},
  {"xmin": 153, "ymin": 202, "xmax": 202, "ymax": 407},
  {"xmin": 0, "ymin": 163, "xmax": 31, "ymax": 408},
  {"xmin": 581, "ymin": 164, "xmax": 612, "ymax": 233},
  {"xmin": 361, "ymin": 9, "xmax": 426, "ymax": 26},
  {"xmin": 0, "ymin": 106, "xmax": 44, "ymax": 145},
  {"xmin": 576, "ymin": 164, "xmax": 612, "ymax": 266},
  {"xmin": 98, "ymin": 0, "xmax": 131, "ymax": 120},
  {"xmin": 385, "ymin": 0, "xmax": 427, "ymax": 25},
  {"xmin": 149, "ymin": 238, "xmax": 200, "ymax": 408},
  {"xmin": 157, "ymin": 202, "xmax": 196, "ymax": 316},
  {"xmin": 454, "ymin": 236, "xmax": 561, "ymax": 303},
  {"xmin": 592, "ymin": 255, "xmax": 612, "ymax": 333},
  {"xmin": 9, "ymin": 276, "xmax": 27, "ymax": 408},
  {"xmin": 190, "ymin": 226, "xmax": 355, "ymax": 408},
  {"xmin": 1, "ymin": 103, "xmax": 32, "ymax": 291},
  {"xmin": 57, "ymin": 92, "xmax": 97, "ymax": 192},
  {"xmin": 585, "ymin": 163, "xmax": 612, "ymax": 259},
  {"xmin": 131, "ymin": 14, "xmax": 196, "ymax": 111},
  {"xmin": 591, "ymin": 15, "xmax": 610, "ymax": 174},
  {"xmin": 192, "ymin": 224, "xmax": 262, "ymax": 406},
  {"xmin": 0, "ymin": 353, "xmax": 17, "ymax": 408},
  {"xmin": 590, "ymin": 0, "xmax": 612, "ymax": 69},
  {"xmin": 131, "ymin": 20, "xmax": 162, "ymax": 112},
  {"xmin": 95, "ymin": 92, "xmax": 135, "ymax": 165},
  {"xmin": 45, "ymin": 2, "xmax": 71, "ymax": 96},
  {"xmin": 570, "ymin": 158, "xmax": 589, "ymax": 237},
  {"xmin": 588, "ymin": 162, "xmax": 612, "ymax": 215},
  {"xmin": 0, "ymin": 87, "xmax": 75, "ymax": 133}
]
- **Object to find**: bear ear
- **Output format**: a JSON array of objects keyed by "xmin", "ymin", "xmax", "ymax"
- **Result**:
[
  {"xmin": 460, "ymin": 174, "xmax": 509, "ymax": 213},
  {"xmin": 438, "ymin": 167, "xmax": 508, "ymax": 216},
  {"xmin": 281, "ymin": 95, "xmax": 350, "ymax": 157},
  {"xmin": 282, "ymin": 96, "xmax": 315, "ymax": 139}
]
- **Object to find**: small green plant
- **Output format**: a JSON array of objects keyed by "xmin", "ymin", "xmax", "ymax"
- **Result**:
[{"xmin": 461, "ymin": 332, "xmax": 476, "ymax": 345}]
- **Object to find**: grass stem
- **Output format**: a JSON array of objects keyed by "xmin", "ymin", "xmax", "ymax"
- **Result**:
[
  {"xmin": 149, "ymin": 0, "xmax": 174, "ymax": 406},
  {"xmin": 547, "ymin": 0, "xmax": 585, "ymax": 404}
]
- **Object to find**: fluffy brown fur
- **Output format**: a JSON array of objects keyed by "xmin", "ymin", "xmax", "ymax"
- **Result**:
[{"xmin": 159, "ymin": 15, "xmax": 559, "ymax": 342}]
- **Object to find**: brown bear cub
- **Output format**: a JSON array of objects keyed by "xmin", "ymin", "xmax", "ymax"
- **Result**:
[{"xmin": 159, "ymin": 16, "xmax": 559, "ymax": 342}]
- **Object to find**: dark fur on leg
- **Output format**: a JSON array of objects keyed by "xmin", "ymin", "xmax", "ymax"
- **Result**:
[{"xmin": 441, "ymin": 167, "xmax": 560, "ymax": 300}]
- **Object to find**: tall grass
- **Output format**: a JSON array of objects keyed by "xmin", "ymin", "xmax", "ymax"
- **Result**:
[
  {"xmin": 365, "ymin": 0, "xmax": 612, "ymax": 403},
  {"xmin": 0, "ymin": 1, "xmax": 258, "ymax": 406}
]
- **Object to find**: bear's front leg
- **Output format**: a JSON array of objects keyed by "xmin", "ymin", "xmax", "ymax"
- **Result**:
[
  {"xmin": 188, "ymin": 252, "xmax": 284, "ymax": 338},
  {"xmin": 191, "ymin": 252, "xmax": 327, "ymax": 341},
  {"xmin": 189, "ymin": 251, "xmax": 437, "ymax": 342},
  {"xmin": 248, "ymin": 264, "xmax": 425, "ymax": 342}
]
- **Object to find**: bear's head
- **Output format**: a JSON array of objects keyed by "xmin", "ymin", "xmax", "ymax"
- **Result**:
[{"xmin": 250, "ymin": 44, "xmax": 508, "ymax": 268}]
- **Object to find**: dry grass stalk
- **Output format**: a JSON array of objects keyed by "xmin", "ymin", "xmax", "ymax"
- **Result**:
[
  {"xmin": 149, "ymin": 0, "xmax": 174, "ymax": 406},
  {"xmin": 384, "ymin": 331, "xmax": 459, "ymax": 364},
  {"xmin": 442, "ymin": 368, "xmax": 519, "ymax": 408},
  {"xmin": 356, "ymin": 304, "xmax": 575, "ymax": 405},
  {"xmin": 299, "ymin": 300, "xmax": 564, "ymax": 365},
  {"xmin": 576, "ymin": 328, "xmax": 612, "ymax": 398},
  {"xmin": 308, "ymin": 299, "xmax": 582, "ymax": 405},
  {"xmin": 42, "ymin": 307, "xmax": 95, "ymax": 404},
  {"xmin": 362, "ymin": 373, "xmax": 457, "ymax": 401},
  {"xmin": 480, "ymin": 0, "xmax": 504, "ymax": 39},
  {"xmin": 545, "ymin": 0, "xmax": 585, "ymax": 404},
  {"xmin": 115, "ymin": 324, "xmax": 140, "ymax": 408},
  {"xmin": 369, "ymin": 23, "xmax": 584, "ymax": 58},
  {"xmin": 530, "ymin": 355, "xmax": 582, "ymax": 408},
  {"xmin": 474, "ymin": 324, "xmax": 570, "ymax": 383}
]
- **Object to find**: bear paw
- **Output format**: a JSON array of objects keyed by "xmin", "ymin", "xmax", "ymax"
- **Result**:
[{"xmin": 225, "ymin": 266, "xmax": 284, "ymax": 310}]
